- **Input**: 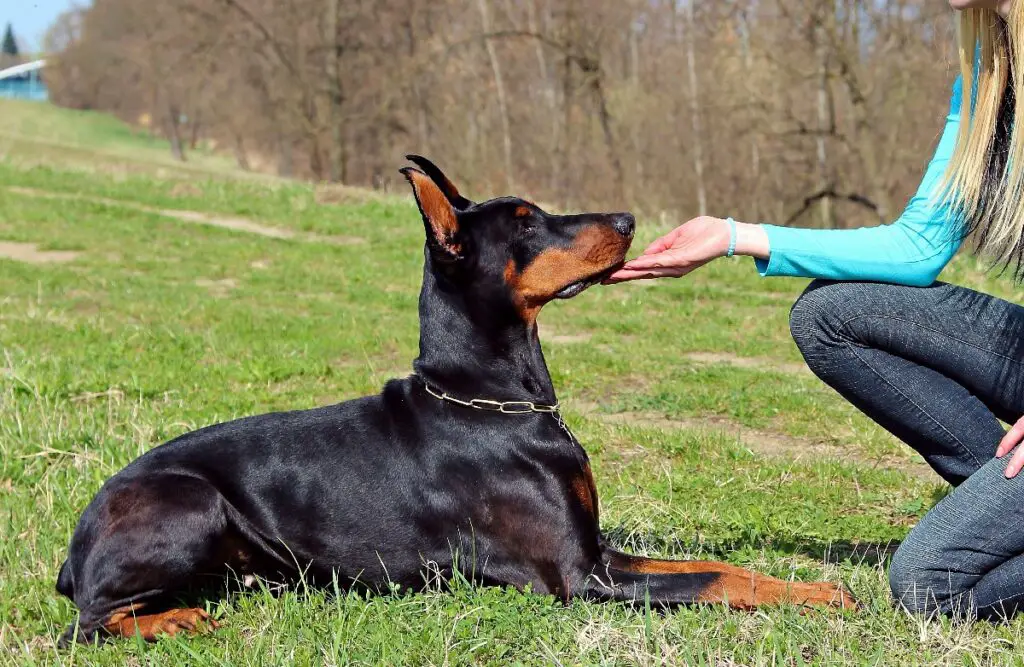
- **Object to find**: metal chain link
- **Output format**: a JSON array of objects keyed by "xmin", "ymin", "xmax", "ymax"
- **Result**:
[
  {"xmin": 420, "ymin": 379, "xmax": 580, "ymax": 444},
  {"xmin": 423, "ymin": 382, "xmax": 560, "ymax": 414}
]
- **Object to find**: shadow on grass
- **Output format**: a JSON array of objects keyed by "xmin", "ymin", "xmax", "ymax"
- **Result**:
[
  {"xmin": 603, "ymin": 486, "xmax": 956, "ymax": 568},
  {"xmin": 603, "ymin": 526, "xmax": 901, "ymax": 567}
]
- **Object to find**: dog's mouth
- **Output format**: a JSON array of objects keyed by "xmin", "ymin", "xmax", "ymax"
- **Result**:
[{"xmin": 554, "ymin": 262, "xmax": 625, "ymax": 299}]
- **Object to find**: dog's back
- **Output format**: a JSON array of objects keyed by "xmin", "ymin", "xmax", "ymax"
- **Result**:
[
  {"xmin": 59, "ymin": 384, "xmax": 411, "ymax": 600},
  {"xmin": 58, "ymin": 374, "xmax": 588, "ymax": 608}
]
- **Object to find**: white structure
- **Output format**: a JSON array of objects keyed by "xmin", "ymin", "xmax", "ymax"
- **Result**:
[{"xmin": 0, "ymin": 59, "xmax": 48, "ymax": 101}]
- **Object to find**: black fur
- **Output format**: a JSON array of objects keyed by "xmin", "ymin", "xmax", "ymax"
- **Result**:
[{"xmin": 55, "ymin": 157, "xmax": 847, "ymax": 647}]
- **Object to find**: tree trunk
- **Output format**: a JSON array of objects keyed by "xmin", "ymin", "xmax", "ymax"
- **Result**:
[
  {"xmin": 559, "ymin": 49, "xmax": 574, "ymax": 209},
  {"xmin": 591, "ymin": 69, "xmax": 625, "ymax": 205},
  {"xmin": 232, "ymin": 132, "xmax": 251, "ymax": 171},
  {"xmin": 477, "ymin": 0, "xmax": 515, "ymax": 193},
  {"xmin": 527, "ymin": 0, "xmax": 560, "ymax": 195},
  {"xmin": 815, "ymin": 16, "xmax": 834, "ymax": 228},
  {"xmin": 738, "ymin": 6, "xmax": 760, "ymax": 222},
  {"xmin": 278, "ymin": 134, "xmax": 293, "ymax": 178},
  {"xmin": 188, "ymin": 110, "xmax": 201, "ymax": 151},
  {"xmin": 404, "ymin": 14, "xmax": 431, "ymax": 156},
  {"xmin": 325, "ymin": 0, "xmax": 345, "ymax": 183},
  {"xmin": 166, "ymin": 102, "xmax": 186, "ymax": 162},
  {"xmin": 629, "ymin": 22, "xmax": 643, "ymax": 195},
  {"xmin": 683, "ymin": 1, "xmax": 707, "ymax": 216},
  {"xmin": 838, "ymin": 0, "xmax": 889, "ymax": 224}
]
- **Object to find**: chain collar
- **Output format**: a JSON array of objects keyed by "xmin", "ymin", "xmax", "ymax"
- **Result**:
[
  {"xmin": 422, "ymin": 381, "xmax": 560, "ymax": 414},
  {"xmin": 417, "ymin": 376, "xmax": 578, "ymax": 443}
]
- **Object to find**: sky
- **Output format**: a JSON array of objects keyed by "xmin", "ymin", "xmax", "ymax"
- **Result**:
[{"xmin": 1, "ymin": 0, "xmax": 87, "ymax": 53}]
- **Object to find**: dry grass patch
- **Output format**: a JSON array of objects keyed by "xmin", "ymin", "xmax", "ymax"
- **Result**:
[
  {"xmin": 5, "ymin": 185, "xmax": 366, "ymax": 245},
  {"xmin": 572, "ymin": 400, "xmax": 933, "ymax": 481},
  {"xmin": 0, "ymin": 241, "xmax": 80, "ymax": 265}
]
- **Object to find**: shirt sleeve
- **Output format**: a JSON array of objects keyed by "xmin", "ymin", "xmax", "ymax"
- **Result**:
[{"xmin": 754, "ymin": 75, "xmax": 964, "ymax": 287}]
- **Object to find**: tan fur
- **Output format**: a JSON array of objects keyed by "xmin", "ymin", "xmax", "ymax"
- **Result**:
[
  {"xmin": 504, "ymin": 226, "xmax": 628, "ymax": 325},
  {"xmin": 103, "ymin": 606, "xmax": 219, "ymax": 640},
  {"xmin": 407, "ymin": 170, "xmax": 460, "ymax": 254},
  {"xmin": 611, "ymin": 554, "xmax": 856, "ymax": 611}
]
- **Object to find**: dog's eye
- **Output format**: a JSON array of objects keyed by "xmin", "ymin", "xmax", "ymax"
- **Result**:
[{"xmin": 514, "ymin": 205, "xmax": 537, "ymax": 235}]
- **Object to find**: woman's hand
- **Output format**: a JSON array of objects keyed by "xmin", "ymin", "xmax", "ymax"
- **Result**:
[
  {"xmin": 997, "ymin": 417, "xmax": 1024, "ymax": 478},
  {"xmin": 604, "ymin": 216, "xmax": 770, "ymax": 284},
  {"xmin": 604, "ymin": 216, "xmax": 731, "ymax": 283}
]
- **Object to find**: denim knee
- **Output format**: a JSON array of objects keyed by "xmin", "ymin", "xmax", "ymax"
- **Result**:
[
  {"xmin": 888, "ymin": 541, "xmax": 942, "ymax": 615},
  {"xmin": 788, "ymin": 280, "xmax": 854, "ymax": 367},
  {"xmin": 889, "ymin": 536, "xmax": 974, "ymax": 617}
]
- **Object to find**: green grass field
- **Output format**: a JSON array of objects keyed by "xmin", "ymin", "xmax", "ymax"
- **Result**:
[{"xmin": 3, "ymin": 99, "xmax": 1024, "ymax": 665}]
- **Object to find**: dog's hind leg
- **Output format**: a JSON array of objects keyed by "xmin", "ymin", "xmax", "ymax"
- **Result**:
[
  {"xmin": 585, "ymin": 548, "xmax": 857, "ymax": 611},
  {"xmin": 58, "ymin": 474, "xmax": 241, "ymax": 645}
]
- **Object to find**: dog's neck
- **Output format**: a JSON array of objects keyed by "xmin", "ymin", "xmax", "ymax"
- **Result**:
[{"xmin": 413, "ymin": 264, "xmax": 557, "ymax": 405}]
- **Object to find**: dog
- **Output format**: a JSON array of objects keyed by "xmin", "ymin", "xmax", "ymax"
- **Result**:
[{"xmin": 56, "ymin": 155, "xmax": 855, "ymax": 645}]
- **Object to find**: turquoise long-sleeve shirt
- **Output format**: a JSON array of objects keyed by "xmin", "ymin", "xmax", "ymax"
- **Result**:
[{"xmin": 754, "ymin": 76, "xmax": 964, "ymax": 287}]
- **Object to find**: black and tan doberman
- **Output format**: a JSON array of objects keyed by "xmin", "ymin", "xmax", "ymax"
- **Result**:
[{"xmin": 56, "ymin": 156, "xmax": 855, "ymax": 645}]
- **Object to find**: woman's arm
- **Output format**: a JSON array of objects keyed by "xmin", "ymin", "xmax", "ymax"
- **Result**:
[{"xmin": 608, "ymin": 76, "xmax": 965, "ymax": 287}]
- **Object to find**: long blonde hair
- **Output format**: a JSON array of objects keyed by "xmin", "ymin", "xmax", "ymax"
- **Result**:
[{"xmin": 943, "ymin": 5, "xmax": 1024, "ymax": 275}]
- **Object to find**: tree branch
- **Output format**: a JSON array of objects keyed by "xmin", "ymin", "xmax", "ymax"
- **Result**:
[{"xmin": 784, "ymin": 188, "xmax": 882, "ymax": 227}]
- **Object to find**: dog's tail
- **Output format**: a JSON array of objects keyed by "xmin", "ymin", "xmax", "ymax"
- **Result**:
[{"xmin": 56, "ymin": 559, "xmax": 74, "ymax": 599}]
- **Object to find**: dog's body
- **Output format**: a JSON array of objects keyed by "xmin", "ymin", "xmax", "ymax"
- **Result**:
[{"xmin": 57, "ymin": 157, "xmax": 854, "ymax": 645}]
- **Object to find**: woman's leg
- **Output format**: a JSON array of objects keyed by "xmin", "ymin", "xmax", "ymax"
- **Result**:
[
  {"xmin": 889, "ymin": 455, "xmax": 1024, "ymax": 619},
  {"xmin": 789, "ymin": 280, "xmax": 1024, "ymax": 485},
  {"xmin": 788, "ymin": 280, "xmax": 1024, "ymax": 616}
]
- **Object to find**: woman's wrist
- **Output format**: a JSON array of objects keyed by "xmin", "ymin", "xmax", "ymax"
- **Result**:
[
  {"xmin": 729, "ymin": 220, "xmax": 770, "ymax": 260},
  {"xmin": 724, "ymin": 218, "xmax": 738, "ymax": 257},
  {"xmin": 710, "ymin": 217, "xmax": 769, "ymax": 259}
]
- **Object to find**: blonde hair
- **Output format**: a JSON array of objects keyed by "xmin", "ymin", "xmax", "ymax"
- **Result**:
[{"xmin": 942, "ymin": 5, "xmax": 1024, "ymax": 275}]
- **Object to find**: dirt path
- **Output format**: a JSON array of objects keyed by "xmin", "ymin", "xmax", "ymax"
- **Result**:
[
  {"xmin": 682, "ymin": 351, "xmax": 812, "ymax": 376},
  {"xmin": 538, "ymin": 322, "xmax": 812, "ymax": 377},
  {"xmin": 537, "ymin": 323, "xmax": 594, "ymax": 345},
  {"xmin": 572, "ymin": 401, "xmax": 934, "ymax": 480},
  {"xmin": 0, "ymin": 241, "xmax": 80, "ymax": 264},
  {"xmin": 5, "ymin": 186, "xmax": 365, "ymax": 246}
]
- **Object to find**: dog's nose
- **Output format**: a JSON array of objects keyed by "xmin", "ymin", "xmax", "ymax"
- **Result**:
[{"xmin": 613, "ymin": 214, "xmax": 635, "ymax": 237}]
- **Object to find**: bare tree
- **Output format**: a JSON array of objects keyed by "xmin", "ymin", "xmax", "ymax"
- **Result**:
[
  {"xmin": 45, "ymin": 0, "xmax": 956, "ymax": 226},
  {"xmin": 682, "ymin": 0, "xmax": 707, "ymax": 217}
]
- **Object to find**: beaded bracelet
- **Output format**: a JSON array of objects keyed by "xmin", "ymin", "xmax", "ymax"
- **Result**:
[{"xmin": 726, "ymin": 217, "xmax": 737, "ymax": 258}]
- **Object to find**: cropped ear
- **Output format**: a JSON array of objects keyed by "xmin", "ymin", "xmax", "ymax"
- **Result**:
[
  {"xmin": 400, "ymin": 167, "xmax": 462, "ymax": 260},
  {"xmin": 405, "ymin": 155, "xmax": 474, "ymax": 210}
]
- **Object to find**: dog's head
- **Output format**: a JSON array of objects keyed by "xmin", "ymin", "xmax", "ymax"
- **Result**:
[{"xmin": 401, "ymin": 155, "xmax": 634, "ymax": 326}]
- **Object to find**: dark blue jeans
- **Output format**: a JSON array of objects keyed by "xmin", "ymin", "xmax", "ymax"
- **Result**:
[{"xmin": 790, "ymin": 280, "xmax": 1024, "ymax": 619}]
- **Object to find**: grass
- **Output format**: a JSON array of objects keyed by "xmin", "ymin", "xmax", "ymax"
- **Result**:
[
  {"xmin": 2, "ymin": 99, "xmax": 1024, "ymax": 665},
  {"xmin": 0, "ymin": 99, "xmax": 246, "ymax": 178}
]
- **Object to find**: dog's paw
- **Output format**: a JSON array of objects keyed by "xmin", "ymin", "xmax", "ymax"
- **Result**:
[
  {"xmin": 106, "ymin": 607, "xmax": 220, "ymax": 641},
  {"xmin": 151, "ymin": 608, "xmax": 220, "ymax": 637},
  {"xmin": 802, "ymin": 582, "xmax": 859, "ymax": 611}
]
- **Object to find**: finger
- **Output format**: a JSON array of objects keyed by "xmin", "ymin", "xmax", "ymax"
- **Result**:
[
  {"xmin": 620, "ymin": 252, "xmax": 684, "ymax": 271},
  {"xmin": 603, "ymin": 269, "xmax": 653, "ymax": 283},
  {"xmin": 641, "ymin": 226, "xmax": 686, "ymax": 256},
  {"xmin": 640, "ymin": 237, "xmax": 673, "ymax": 257},
  {"xmin": 642, "ymin": 236, "xmax": 671, "ymax": 256},
  {"xmin": 997, "ymin": 420, "xmax": 1024, "ymax": 457},
  {"xmin": 603, "ymin": 267, "xmax": 688, "ymax": 283},
  {"xmin": 603, "ymin": 269, "xmax": 650, "ymax": 283},
  {"xmin": 1005, "ymin": 446, "xmax": 1024, "ymax": 479}
]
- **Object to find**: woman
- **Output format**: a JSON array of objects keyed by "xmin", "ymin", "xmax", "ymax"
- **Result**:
[{"xmin": 608, "ymin": 0, "xmax": 1024, "ymax": 620}]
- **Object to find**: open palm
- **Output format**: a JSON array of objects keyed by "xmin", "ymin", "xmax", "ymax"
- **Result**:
[{"xmin": 605, "ymin": 216, "xmax": 729, "ymax": 283}]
